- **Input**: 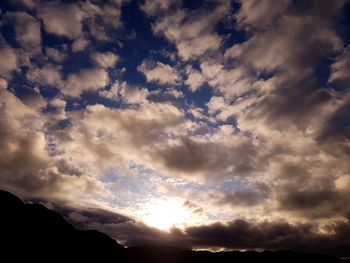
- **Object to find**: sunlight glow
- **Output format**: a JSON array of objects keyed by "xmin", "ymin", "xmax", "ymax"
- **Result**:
[{"xmin": 142, "ymin": 198, "xmax": 192, "ymax": 231}]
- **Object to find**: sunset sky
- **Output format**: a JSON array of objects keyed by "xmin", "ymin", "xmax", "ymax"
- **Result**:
[{"xmin": 0, "ymin": 0, "xmax": 350, "ymax": 256}]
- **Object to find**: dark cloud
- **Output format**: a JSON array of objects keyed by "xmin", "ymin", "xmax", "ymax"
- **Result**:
[
  {"xmin": 74, "ymin": 212, "xmax": 350, "ymax": 257},
  {"xmin": 184, "ymin": 219, "xmax": 350, "ymax": 257},
  {"xmin": 158, "ymin": 137, "xmax": 261, "ymax": 179},
  {"xmin": 213, "ymin": 188, "xmax": 269, "ymax": 207}
]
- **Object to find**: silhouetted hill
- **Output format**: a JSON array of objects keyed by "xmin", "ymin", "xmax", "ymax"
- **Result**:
[
  {"xmin": 0, "ymin": 189, "xmax": 348, "ymax": 262},
  {"xmin": 0, "ymin": 189, "xmax": 125, "ymax": 261}
]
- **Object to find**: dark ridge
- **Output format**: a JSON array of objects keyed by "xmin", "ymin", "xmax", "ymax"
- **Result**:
[
  {"xmin": 0, "ymin": 189, "xmax": 348, "ymax": 263},
  {"xmin": 0, "ymin": 189, "xmax": 125, "ymax": 262}
]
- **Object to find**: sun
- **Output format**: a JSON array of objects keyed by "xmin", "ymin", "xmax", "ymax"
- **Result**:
[{"xmin": 142, "ymin": 198, "xmax": 191, "ymax": 231}]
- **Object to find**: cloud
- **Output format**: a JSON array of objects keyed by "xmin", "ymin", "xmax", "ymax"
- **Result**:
[
  {"xmin": 45, "ymin": 47, "xmax": 67, "ymax": 63},
  {"xmin": 0, "ymin": 78, "xmax": 8, "ymax": 90},
  {"xmin": 63, "ymin": 204, "xmax": 350, "ymax": 257},
  {"xmin": 138, "ymin": 60, "xmax": 181, "ymax": 85},
  {"xmin": 225, "ymin": 14, "xmax": 342, "ymax": 77},
  {"xmin": 184, "ymin": 218, "xmax": 350, "ymax": 257},
  {"xmin": 99, "ymin": 81, "xmax": 149, "ymax": 104},
  {"xmin": 235, "ymin": 0, "xmax": 291, "ymax": 29},
  {"xmin": 61, "ymin": 68, "xmax": 109, "ymax": 98},
  {"xmin": 140, "ymin": 0, "xmax": 180, "ymax": 16},
  {"xmin": 185, "ymin": 66, "xmax": 205, "ymax": 92},
  {"xmin": 26, "ymin": 64, "xmax": 62, "ymax": 87},
  {"xmin": 51, "ymin": 100, "xmax": 191, "ymax": 180},
  {"xmin": 155, "ymin": 135, "xmax": 262, "ymax": 180},
  {"xmin": 92, "ymin": 52, "xmax": 119, "ymax": 68},
  {"xmin": 329, "ymin": 45, "xmax": 350, "ymax": 87},
  {"xmin": 72, "ymin": 37, "xmax": 89, "ymax": 52},
  {"xmin": 38, "ymin": 1, "xmax": 83, "ymax": 39},
  {"xmin": 152, "ymin": 2, "xmax": 230, "ymax": 60},
  {"xmin": 82, "ymin": 0, "xmax": 123, "ymax": 41},
  {"xmin": 0, "ymin": 90, "xmax": 108, "ymax": 200},
  {"xmin": 5, "ymin": 12, "xmax": 41, "ymax": 50},
  {"xmin": 1, "ymin": 0, "xmax": 350, "ymax": 255},
  {"xmin": 212, "ymin": 188, "xmax": 268, "ymax": 207},
  {"xmin": 0, "ymin": 47, "xmax": 18, "ymax": 78}
]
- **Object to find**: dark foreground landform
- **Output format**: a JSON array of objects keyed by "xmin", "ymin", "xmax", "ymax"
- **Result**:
[{"xmin": 0, "ymin": 189, "xmax": 348, "ymax": 262}]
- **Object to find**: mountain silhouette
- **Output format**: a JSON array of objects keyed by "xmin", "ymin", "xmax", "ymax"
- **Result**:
[{"xmin": 0, "ymin": 189, "xmax": 347, "ymax": 263}]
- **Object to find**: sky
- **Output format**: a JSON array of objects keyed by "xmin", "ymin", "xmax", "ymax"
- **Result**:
[{"xmin": 0, "ymin": 0, "xmax": 350, "ymax": 256}]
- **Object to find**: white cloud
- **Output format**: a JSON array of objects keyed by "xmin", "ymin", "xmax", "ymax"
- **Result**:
[
  {"xmin": 46, "ymin": 47, "xmax": 67, "ymax": 63},
  {"xmin": 6, "ymin": 12, "xmax": 41, "ymax": 50},
  {"xmin": 207, "ymin": 96, "xmax": 226, "ymax": 115},
  {"xmin": 82, "ymin": 1, "xmax": 123, "ymax": 41},
  {"xmin": 0, "ymin": 47, "xmax": 18, "ymax": 79},
  {"xmin": 235, "ymin": 0, "xmax": 291, "ymax": 29},
  {"xmin": 164, "ymin": 88, "xmax": 184, "ymax": 99},
  {"xmin": 38, "ymin": 1, "xmax": 83, "ymax": 39},
  {"xmin": 72, "ymin": 38, "xmax": 89, "ymax": 52},
  {"xmin": 176, "ymin": 34, "xmax": 221, "ymax": 61},
  {"xmin": 0, "ymin": 78, "xmax": 8, "ymax": 90},
  {"xmin": 140, "ymin": 0, "xmax": 180, "ymax": 16},
  {"xmin": 152, "ymin": 2, "xmax": 230, "ymax": 60},
  {"xmin": 185, "ymin": 66, "xmax": 205, "ymax": 92},
  {"xmin": 62, "ymin": 68, "xmax": 109, "ymax": 98},
  {"xmin": 26, "ymin": 64, "xmax": 62, "ymax": 87},
  {"xmin": 99, "ymin": 81, "xmax": 149, "ymax": 104},
  {"xmin": 138, "ymin": 60, "xmax": 181, "ymax": 85},
  {"xmin": 92, "ymin": 52, "xmax": 119, "ymax": 68}
]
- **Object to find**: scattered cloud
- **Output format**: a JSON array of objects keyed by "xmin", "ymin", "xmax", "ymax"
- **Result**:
[
  {"xmin": 1, "ymin": 0, "xmax": 350, "ymax": 256},
  {"xmin": 152, "ymin": 2, "xmax": 230, "ymax": 60},
  {"xmin": 61, "ymin": 68, "xmax": 109, "ymax": 98},
  {"xmin": 0, "ymin": 46, "xmax": 18, "ymax": 78},
  {"xmin": 38, "ymin": 1, "xmax": 83, "ymax": 40},
  {"xmin": 138, "ymin": 60, "xmax": 181, "ymax": 85},
  {"xmin": 5, "ymin": 11, "xmax": 41, "ymax": 51},
  {"xmin": 92, "ymin": 52, "xmax": 119, "ymax": 68},
  {"xmin": 140, "ymin": 0, "xmax": 180, "ymax": 16},
  {"xmin": 46, "ymin": 47, "xmax": 67, "ymax": 63}
]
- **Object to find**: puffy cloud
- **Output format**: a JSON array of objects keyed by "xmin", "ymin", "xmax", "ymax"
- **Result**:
[
  {"xmin": 0, "ymin": 90, "xmax": 107, "ymax": 200},
  {"xmin": 235, "ymin": 0, "xmax": 291, "ymax": 29},
  {"xmin": 46, "ymin": 97, "xmax": 67, "ymax": 122},
  {"xmin": 152, "ymin": 2, "xmax": 230, "ymax": 60},
  {"xmin": 185, "ymin": 66, "xmax": 205, "ymax": 92},
  {"xmin": 61, "ymin": 68, "xmax": 109, "ymax": 98},
  {"xmin": 82, "ymin": 0, "xmax": 123, "ymax": 41},
  {"xmin": 45, "ymin": 47, "xmax": 67, "ymax": 63},
  {"xmin": 51, "ymin": 101, "xmax": 189, "ymax": 179},
  {"xmin": 38, "ymin": 1, "xmax": 83, "ymax": 39},
  {"xmin": 206, "ymin": 96, "xmax": 226, "ymax": 115},
  {"xmin": 225, "ymin": 15, "xmax": 342, "ymax": 77},
  {"xmin": 92, "ymin": 52, "xmax": 119, "ymax": 68},
  {"xmin": 138, "ymin": 60, "xmax": 181, "ymax": 85},
  {"xmin": 0, "ymin": 47, "xmax": 18, "ymax": 78},
  {"xmin": 99, "ymin": 81, "xmax": 149, "ymax": 104},
  {"xmin": 72, "ymin": 37, "xmax": 89, "ymax": 52},
  {"xmin": 5, "ymin": 12, "xmax": 41, "ymax": 50},
  {"xmin": 0, "ymin": 78, "xmax": 8, "ymax": 90},
  {"xmin": 163, "ymin": 88, "xmax": 184, "ymax": 99},
  {"xmin": 26, "ymin": 64, "xmax": 62, "ymax": 87},
  {"xmin": 140, "ymin": 0, "xmax": 180, "ymax": 16}
]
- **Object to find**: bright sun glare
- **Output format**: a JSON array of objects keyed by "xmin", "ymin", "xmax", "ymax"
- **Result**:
[{"xmin": 142, "ymin": 199, "xmax": 192, "ymax": 231}]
